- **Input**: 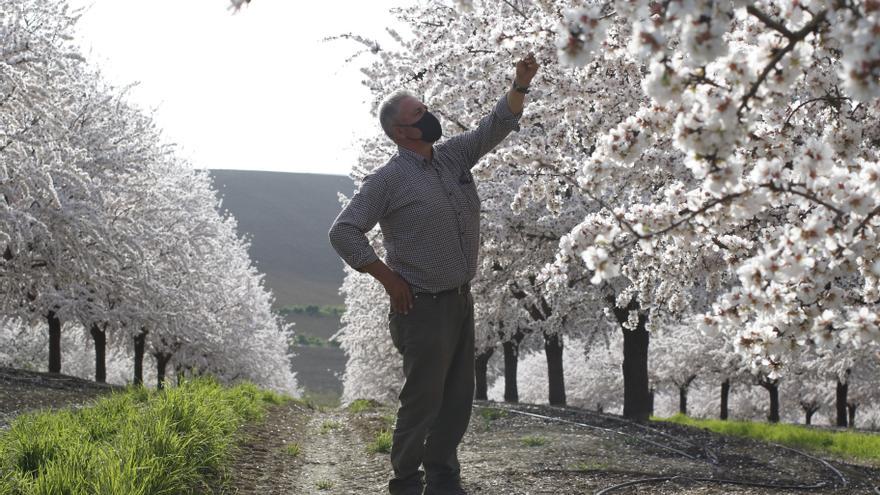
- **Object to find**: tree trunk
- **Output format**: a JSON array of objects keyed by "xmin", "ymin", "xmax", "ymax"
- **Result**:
[
  {"xmin": 847, "ymin": 403, "xmax": 857, "ymax": 428},
  {"xmin": 720, "ymin": 379, "xmax": 730, "ymax": 420},
  {"xmin": 544, "ymin": 331, "xmax": 566, "ymax": 406},
  {"xmin": 759, "ymin": 379, "xmax": 780, "ymax": 423},
  {"xmin": 621, "ymin": 315, "xmax": 651, "ymax": 421},
  {"xmin": 835, "ymin": 377, "xmax": 849, "ymax": 427},
  {"xmin": 155, "ymin": 352, "xmax": 172, "ymax": 390},
  {"xmin": 90, "ymin": 323, "xmax": 106, "ymax": 383},
  {"xmin": 133, "ymin": 329, "xmax": 147, "ymax": 386},
  {"xmin": 679, "ymin": 385, "xmax": 688, "ymax": 416},
  {"xmin": 800, "ymin": 400, "xmax": 820, "ymax": 425},
  {"xmin": 47, "ymin": 311, "xmax": 62, "ymax": 373},
  {"xmin": 502, "ymin": 340, "xmax": 519, "ymax": 403},
  {"xmin": 175, "ymin": 364, "xmax": 185, "ymax": 386},
  {"xmin": 474, "ymin": 347, "xmax": 494, "ymax": 400},
  {"xmin": 678, "ymin": 375, "xmax": 696, "ymax": 416}
]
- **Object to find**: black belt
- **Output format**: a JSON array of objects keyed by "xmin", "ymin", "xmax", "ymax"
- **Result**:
[{"xmin": 413, "ymin": 282, "xmax": 470, "ymax": 298}]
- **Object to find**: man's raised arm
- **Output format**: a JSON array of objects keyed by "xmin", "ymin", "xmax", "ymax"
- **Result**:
[{"xmin": 444, "ymin": 53, "xmax": 539, "ymax": 169}]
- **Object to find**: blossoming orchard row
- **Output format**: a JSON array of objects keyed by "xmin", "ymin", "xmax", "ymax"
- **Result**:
[
  {"xmin": 0, "ymin": 0, "xmax": 298, "ymax": 394},
  {"xmin": 326, "ymin": 0, "xmax": 879, "ymax": 422}
]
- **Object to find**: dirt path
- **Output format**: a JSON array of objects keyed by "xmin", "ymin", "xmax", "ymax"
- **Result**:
[
  {"xmin": 226, "ymin": 400, "xmax": 880, "ymax": 495},
  {"xmin": 224, "ymin": 401, "xmax": 390, "ymax": 494}
]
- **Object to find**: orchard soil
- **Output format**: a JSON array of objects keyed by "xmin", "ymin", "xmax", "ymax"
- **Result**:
[
  {"xmin": 224, "ymin": 400, "xmax": 880, "ymax": 495},
  {"xmin": 0, "ymin": 366, "xmax": 120, "ymax": 430},
  {"xmin": 2, "ymin": 368, "xmax": 877, "ymax": 494}
]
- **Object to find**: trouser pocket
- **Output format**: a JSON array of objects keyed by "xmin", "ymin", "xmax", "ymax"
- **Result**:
[{"xmin": 388, "ymin": 310, "xmax": 404, "ymax": 354}]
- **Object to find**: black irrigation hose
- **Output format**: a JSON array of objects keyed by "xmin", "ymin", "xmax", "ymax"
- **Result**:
[
  {"xmin": 478, "ymin": 405, "xmax": 701, "ymax": 461},
  {"xmin": 525, "ymin": 403, "xmax": 851, "ymax": 488},
  {"xmin": 477, "ymin": 403, "xmax": 851, "ymax": 494},
  {"xmin": 593, "ymin": 475, "xmax": 828, "ymax": 495},
  {"xmin": 537, "ymin": 402, "xmax": 701, "ymax": 451},
  {"xmin": 772, "ymin": 443, "xmax": 847, "ymax": 487},
  {"xmin": 593, "ymin": 476, "xmax": 672, "ymax": 495}
]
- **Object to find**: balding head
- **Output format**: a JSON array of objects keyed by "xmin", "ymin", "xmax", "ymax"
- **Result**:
[{"xmin": 379, "ymin": 90, "xmax": 417, "ymax": 140}]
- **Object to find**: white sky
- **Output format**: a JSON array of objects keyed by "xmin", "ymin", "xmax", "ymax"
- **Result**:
[{"xmin": 69, "ymin": 0, "xmax": 411, "ymax": 176}]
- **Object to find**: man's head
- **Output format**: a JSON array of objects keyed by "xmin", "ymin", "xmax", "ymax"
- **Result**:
[{"xmin": 379, "ymin": 90, "xmax": 442, "ymax": 145}]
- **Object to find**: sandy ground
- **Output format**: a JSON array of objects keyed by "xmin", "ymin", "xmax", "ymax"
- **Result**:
[{"xmin": 223, "ymin": 400, "xmax": 880, "ymax": 495}]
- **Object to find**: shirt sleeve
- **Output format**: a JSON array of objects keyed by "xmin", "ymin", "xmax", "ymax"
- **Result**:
[
  {"xmin": 443, "ymin": 93, "xmax": 523, "ymax": 170},
  {"xmin": 328, "ymin": 172, "xmax": 389, "ymax": 270}
]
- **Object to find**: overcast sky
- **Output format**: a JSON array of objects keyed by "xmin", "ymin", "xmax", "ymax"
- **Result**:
[{"xmin": 69, "ymin": 0, "xmax": 409, "ymax": 176}]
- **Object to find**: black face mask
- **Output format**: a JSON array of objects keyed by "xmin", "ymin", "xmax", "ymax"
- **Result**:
[{"xmin": 399, "ymin": 111, "xmax": 442, "ymax": 143}]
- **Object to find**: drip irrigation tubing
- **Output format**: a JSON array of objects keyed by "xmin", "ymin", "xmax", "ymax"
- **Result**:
[
  {"xmin": 593, "ymin": 474, "xmax": 828, "ymax": 495},
  {"xmin": 476, "ymin": 403, "xmax": 852, "ymax": 494},
  {"xmin": 535, "ymin": 402, "xmax": 702, "ymax": 450},
  {"xmin": 477, "ymin": 404, "xmax": 700, "ymax": 461}
]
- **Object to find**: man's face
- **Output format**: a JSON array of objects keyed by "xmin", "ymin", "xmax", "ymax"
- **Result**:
[{"xmin": 393, "ymin": 96, "xmax": 428, "ymax": 142}]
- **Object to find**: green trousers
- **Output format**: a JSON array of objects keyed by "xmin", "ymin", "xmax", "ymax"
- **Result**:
[{"xmin": 387, "ymin": 290, "xmax": 475, "ymax": 494}]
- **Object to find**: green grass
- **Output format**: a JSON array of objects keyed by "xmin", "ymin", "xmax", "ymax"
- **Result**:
[
  {"xmin": 347, "ymin": 399, "xmax": 380, "ymax": 414},
  {"xmin": 658, "ymin": 414, "xmax": 880, "ymax": 465},
  {"xmin": 521, "ymin": 435, "xmax": 548, "ymax": 447},
  {"xmin": 479, "ymin": 407, "xmax": 508, "ymax": 421},
  {"xmin": 381, "ymin": 413, "xmax": 396, "ymax": 429},
  {"xmin": 0, "ymin": 376, "xmax": 288, "ymax": 495},
  {"xmin": 283, "ymin": 442, "xmax": 301, "ymax": 458},
  {"xmin": 320, "ymin": 420, "xmax": 342, "ymax": 434},
  {"xmin": 278, "ymin": 304, "xmax": 345, "ymax": 318},
  {"xmin": 315, "ymin": 479, "xmax": 334, "ymax": 490},
  {"xmin": 367, "ymin": 429, "xmax": 393, "ymax": 454},
  {"xmin": 571, "ymin": 461, "xmax": 610, "ymax": 471}
]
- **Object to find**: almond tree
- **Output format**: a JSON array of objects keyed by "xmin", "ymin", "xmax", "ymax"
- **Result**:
[{"xmin": 1, "ymin": 0, "xmax": 299, "ymax": 394}]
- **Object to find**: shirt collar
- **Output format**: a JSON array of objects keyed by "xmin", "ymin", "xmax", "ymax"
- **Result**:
[{"xmin": 397, "ymin": 145, "xmax": 433, "ymax": 167}]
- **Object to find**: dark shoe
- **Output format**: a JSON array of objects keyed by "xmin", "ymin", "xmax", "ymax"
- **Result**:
[
  {"xmin": 389, "ymin": 471, "xmax": 425, "ymax": 495},
  {"xmin": 424, "ymin": 482, "xmax": 467, "ymax": 495},
  {"xmin": 390, "ymin": 484, "xmax": 424, "ymax": 495}
]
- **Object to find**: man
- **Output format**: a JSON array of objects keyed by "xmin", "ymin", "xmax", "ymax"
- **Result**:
[{"xmin": 329, "ymin": 53, "xmax": 539, "ymax": 495}]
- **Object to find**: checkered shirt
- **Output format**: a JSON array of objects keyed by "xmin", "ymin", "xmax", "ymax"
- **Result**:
[{"xmin": 329, "ymin": 94, "xmax": 522, "ymax": 293}]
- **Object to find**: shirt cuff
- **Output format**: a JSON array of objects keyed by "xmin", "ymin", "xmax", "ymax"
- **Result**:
[
  {"xmin": 350, "ymin": 250, "xmax": 380, "ymax": 272},
  {"xmin": 494, "ymin": 94, "xmax": 522, "ymax": 131}
]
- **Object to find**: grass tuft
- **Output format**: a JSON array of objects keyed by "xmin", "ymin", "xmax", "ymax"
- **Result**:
[
  {"xmin": 320, "ymin": 420, "xmax": 342, "ymax": 434},
  {"xmin": 0, "ymin": 376, "xmax": 282, "ymax": 494},
  {"xmin": 381, "ymin": 414, "xmax": 396, "ymax": 429},
  {"xmin": 368, "ymin": 429, "xmax": 393, "ymax": 454},
  {"xmin": 659, "ymin": 414, "xmax": 880, "ymax": 465},
  {"xmin": 571, "ymin": 461, "xmax": 610, "ymax": 471},
  {"xmin": 316, "ymin": 479, "xmax": 334, "ymax": 490},
  {"xmin": 284, "ymin": 442, "xmax": 302, "ymax": 458},
  {"xmin": 479, "ymin": 407, "xmax": 508, "ymax": 421},
  {"xmin": 347, "ymin": 399, "xmax": 380, "ymax": 414},
  {"xmin": 521, "ymin": 435, "xmax": 548, "ymax": 447}
]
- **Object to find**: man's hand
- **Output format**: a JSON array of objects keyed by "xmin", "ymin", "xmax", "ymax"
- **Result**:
[
  {"xmin": 514, "ymin": 52, "xmax": 539, "ymax": 87},
  {"xmin": 508, "ymin": 53, "xmax": 539, "ymax": 115},
  {"xmin": 358, "ymin": 259, "xmax": 414, "ymax": 314},
  {"xmin": 384, "ymin": 271, "xmax": 414, "ymax": 315}
]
